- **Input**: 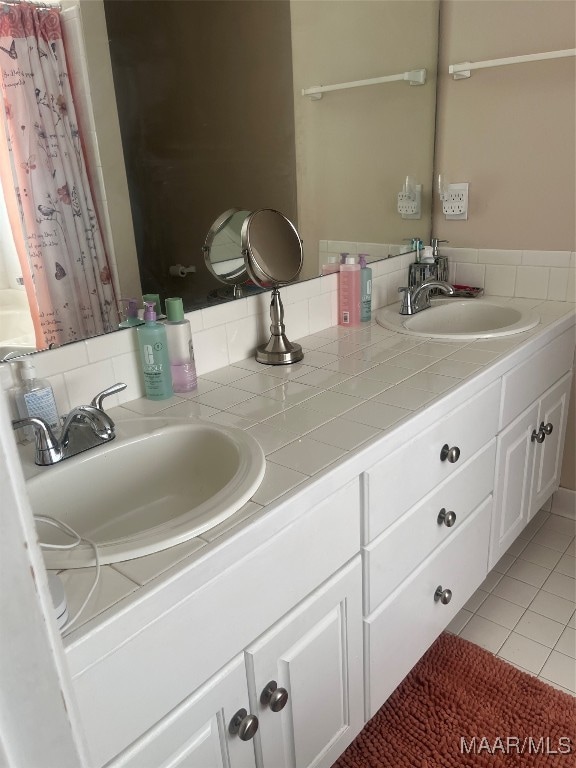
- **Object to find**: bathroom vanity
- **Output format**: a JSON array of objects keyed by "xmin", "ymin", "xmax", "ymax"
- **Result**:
[{"xmin": 42, "ymin": 306, "xmax": 576, "ymax": 767}]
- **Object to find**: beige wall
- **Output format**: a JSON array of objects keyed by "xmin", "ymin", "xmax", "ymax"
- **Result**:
[
  {"xmin": 291, "ymin": 1, "xmax": 440, "ymax": 278},
  {"xmin": 435, "ymin": 0, "xmax": 576, "ymax": 490},
  {"xmin": 433, "ymin": 0, "xmax": 575, "ymax": 250}
]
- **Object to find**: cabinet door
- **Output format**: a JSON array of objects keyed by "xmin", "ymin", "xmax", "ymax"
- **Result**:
[
  {"xmin": 108, "ymin": 656, "xmax": 257, "ymax": 768},
  {"xmin": 530, "ymin": 372, "xmax": 572, "ymax": 518},
  {"xmin": 245, "ymin": 559, "xmax": 363, "ymax": 768},
  {"xmin": 490, "ymin": 402, "xmax": 539, "ymax": 569}
]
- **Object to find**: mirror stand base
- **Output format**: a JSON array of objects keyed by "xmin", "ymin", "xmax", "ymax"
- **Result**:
[
  {"xmin": 256, "ymin": 337, "xmax": 303, "ymax": 366},
  {"xmin": 255, "ymin": 287, "xmax": 304, "ymax": 365}
]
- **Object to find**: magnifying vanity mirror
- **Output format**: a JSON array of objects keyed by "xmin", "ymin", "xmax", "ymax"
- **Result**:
[
  {"xmin": 202, "ymin": 209, "xmax": 252, "ymax": 298},
  {"xmin": 204, "ymin": 208, "xmax": 304, "ymax": 364},
  {"xmin": 242, "ymin": 209, "xmax": 304, "ymax": 365}
]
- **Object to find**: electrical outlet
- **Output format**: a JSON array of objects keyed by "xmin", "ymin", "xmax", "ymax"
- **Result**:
[
  {"xmin": 443, "ymin": 183, "xmax": 469, "ymax": 220},
  {"xmin": 397, "ymin": 185, "xmax": 421, "ymax": 219}
]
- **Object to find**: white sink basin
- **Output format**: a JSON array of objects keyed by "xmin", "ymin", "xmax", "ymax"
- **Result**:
[
  {"xmin": 376, "ymin": 299, "xmax": 540, "ymax": 340},
  {"xmin": 29, "ymin": 417, "xmax": 265, "ymax": 568}
]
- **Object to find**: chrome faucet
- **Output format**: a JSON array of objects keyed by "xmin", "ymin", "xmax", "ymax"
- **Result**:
[
  {"xmin": 398, "ymin": 280, "xmax": 455, "ymax": 316},
  {"xmin": 12, "ymin": 383, "xmax": 127, "ymax": 466}
]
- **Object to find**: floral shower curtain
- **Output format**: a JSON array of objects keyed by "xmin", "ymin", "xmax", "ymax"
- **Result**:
[{"xmin": 0, "ymin": 1, "xmax": 118, "ymax": 347}]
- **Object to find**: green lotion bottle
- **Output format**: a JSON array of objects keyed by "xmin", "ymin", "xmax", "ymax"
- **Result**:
[{"xmin": 137, "ymin": 301, "xmax": 174, "ymax": 400}]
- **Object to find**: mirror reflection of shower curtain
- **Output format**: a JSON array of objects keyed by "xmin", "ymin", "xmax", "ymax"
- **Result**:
[{"xmin": 0, "ymin": 1, "xmax": 118, "ymax": 348}]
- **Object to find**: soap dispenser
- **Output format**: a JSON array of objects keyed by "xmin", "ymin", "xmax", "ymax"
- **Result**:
[
  {"xmin": 136, "ymin": 301, "xmax": 174, "ymax": 400},
  {"xmin": 118, "ymin": 298, "xmax": 144, "ymax": 328},
  {"xmin": 358, "ymin": 254, "xmax": 372, "ymax": 322}
]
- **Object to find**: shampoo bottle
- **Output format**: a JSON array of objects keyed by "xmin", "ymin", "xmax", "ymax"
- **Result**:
[
  {"xmin": 118, "ymin": 298, "xmax": 144, "ymax": 328},
  {"xmin": 11, "ymin": 359, "xmax": 60, "ymax": 442},
  {"xmin": 358, "ymin": 254, "xmax": 372, "ymax": 322},
  {"xmin": 164, "ymin": 297, "xmax": 197, "ymax": 393},
  {"xmin": 338, "ymin": 256, "xmax": 361, "ymax": 326},
  {"xmin": 136, "ymin": 301, "xmax": 174, "ymax": 400}
]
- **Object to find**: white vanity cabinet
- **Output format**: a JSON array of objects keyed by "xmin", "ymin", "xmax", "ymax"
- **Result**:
[
  {"xmin": 245, "ymin": 558, "xmax": 363, "ymax": 768},
  {"xmin": 60, "ymin": 314, "xmax": 576, "ymax": 768},
  {"xmin": 108, "ymin": 655, "xmax": 257, "ymax": 768},
  {"xmin": 361, "ymin": 383, "xmax": 500, "ymax": 718},
  {"xmin": 490, "ymin": 329, "xmax": 574, "ymax": 568},
  {"xmin": 69, "ymin": 480, "xmax": 364, "ymax": 768},
  {"xmin": 108, "ymin": 559, "xmax": 363, "ymax": 768}
]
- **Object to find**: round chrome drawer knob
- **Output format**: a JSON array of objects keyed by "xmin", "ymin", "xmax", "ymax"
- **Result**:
[
  {"xmin": 440, "ymin": 444, "xmax": 461, "ymax": 463},
  {"xmin": 437, "ymin": 508, "xmax": 457, "ymax": 527},
  {"xmin": 229, "ymin": 709, "xmax": 259, "ymax": 741},
  {"xmin": 541, "ymin": 421, "xmax": 554, "ymax": 436},
  {"xmin": 531, "ymin": 427, "xmax": 545, "ymax": 444},
  {"xmin": 434, "ymin": 585, "xmax": 452, "ymax": 605},
  {"xmin": 260, "ymin": 680, "xmax": 289, "ymax": 712}
]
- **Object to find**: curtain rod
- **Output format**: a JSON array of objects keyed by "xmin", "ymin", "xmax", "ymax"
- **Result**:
[{"xmin": 1, "ymin": 0, "xmax": 62, "ymax": 9}]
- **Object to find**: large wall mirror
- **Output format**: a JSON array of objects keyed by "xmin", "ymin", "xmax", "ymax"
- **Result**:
[{"xmin": 0, "ymin": 0, "xmax": 439, "ymax": 356}]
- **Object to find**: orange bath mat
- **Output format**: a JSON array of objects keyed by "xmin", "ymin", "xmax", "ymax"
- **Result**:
[{"xmin": 334, "ymin": 632, "xmax": 575, "ymax": 767}]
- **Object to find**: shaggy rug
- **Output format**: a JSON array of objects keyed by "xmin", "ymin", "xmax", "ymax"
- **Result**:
[{"xmin": 334, "ymin": 632, "xmax": 575, "ymax": 767}]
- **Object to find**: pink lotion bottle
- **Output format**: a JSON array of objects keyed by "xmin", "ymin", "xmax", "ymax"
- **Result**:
[{"xmin": 338, "ymin": 256, "xmax": 361, "ymax": 326}]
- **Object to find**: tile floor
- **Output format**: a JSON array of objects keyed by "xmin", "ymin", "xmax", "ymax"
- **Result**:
[{"xmin": 447, "ymin": 507, "xmax": 576, "ymax": 696}]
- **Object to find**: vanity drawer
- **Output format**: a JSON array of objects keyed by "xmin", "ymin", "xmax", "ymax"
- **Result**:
[
  {"xmin": 364, "ymin": 440, "xmax": 495, "ymax": 614},
  {"xmin": 365, "ymin": 495, "xmax": 491, "ymax": 718},
  {"xmin": 364, "ymin": 380, "xmax": 500, "ymax": 542},
  {"xmin": 500, "ymin": 327, "xmax": 574, "ymax": 428}
]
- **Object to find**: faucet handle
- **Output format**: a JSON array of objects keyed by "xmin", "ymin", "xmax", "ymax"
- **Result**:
[
  {"xmin": 398, "ymin": 286, "xmax": 413, "ymax": 316},
  {"xmin": 12, "ymin": 417, "xmax": 61, "ymax": 465},
  {"xmin": 90, "ymin": 382, "xmax": 127, "ymax": 410}
]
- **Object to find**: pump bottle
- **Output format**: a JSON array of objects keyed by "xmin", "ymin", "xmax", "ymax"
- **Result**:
[{"xmin": 136, "ymin": 301, "xmax": 173, "ymax": 400}]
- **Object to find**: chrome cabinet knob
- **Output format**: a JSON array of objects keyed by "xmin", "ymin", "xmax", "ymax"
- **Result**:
[
  {"xmin": 541, "ymin": 421, "xmax": 554, "ymax": 436},
  {"xmin": 260, "ymin": 680, "xmax": 289, "ymax": 712},
  {"xmin": 440, "ymin": 444, "xmax": 461, "ymax": 463},
  {"xmin": 434, "ymin": 585, "xmax": 452, "ymax": 605},
  {"xmin": 229, "ymin": 709, "xmax": 259, "ymax": 741},
  {"xmin": 437, "ymin": 508, "xmax": 457, "ymax": 527},
  {"xmin": 531, "ymin": 427, "xmax": 545, "ymax": 443}
]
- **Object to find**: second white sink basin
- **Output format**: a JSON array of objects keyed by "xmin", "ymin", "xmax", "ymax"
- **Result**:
[
  {"xmin": 30, "ymin": 417, "xmax": 265, "ymax": 568},
  {"xmin": 377, "ymin": 299, "xmax": 540, "ymax": 340}
]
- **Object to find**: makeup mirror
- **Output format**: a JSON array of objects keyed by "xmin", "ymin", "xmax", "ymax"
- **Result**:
[
  {"xmin": 241, "ymin": 209, "xmax": 303, "ymax": 365},
  {"xmin": 202, "ymin": 208, "xmax": 251, "ymax": 298}
]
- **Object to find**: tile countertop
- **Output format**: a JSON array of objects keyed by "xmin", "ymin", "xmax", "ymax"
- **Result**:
[{"xmin": 53, "ymin": 296, "xmax": 576, "ymax": 647}]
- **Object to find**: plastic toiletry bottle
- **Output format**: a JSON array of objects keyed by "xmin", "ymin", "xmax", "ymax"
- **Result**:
[
  {"xmin": 358, "ymin": 254, "xmax": 372, "ymax": 322},
  {"xmin": 340, "ymin": 252, "xmax": 350, "ymax": 264},
  {"xmin": 136, "ymin": 301, "xmax": 174, "ymax": 400},
  {"xmin": 164, "ymin": 297, "xmax": 197, "ymax": 393},
  {"xmin": 142, "ymin": 293, "xmax": 165, "ymax": 319},
  {"xmin": 339, "ymin": 256, "xmax": 361, "ymax": 326},
  {"xmin": 420, "ymin": 246, "xmax": 435, "ymax": 264},
  {"xmin": 11, "ymin": 359, "xmax": 60, "ymax": 442},
  {"xmin": 321, "ymin": 255, "xmax": 340, "ymax": 275},
  {"xmin": 118, "ymin": 298, "xmax": 144, "ymax": 328}
]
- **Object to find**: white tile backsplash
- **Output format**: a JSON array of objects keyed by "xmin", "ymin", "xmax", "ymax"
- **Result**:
[
  {"xmin": 515, "ymin": 266, "xmax": 550, "ymax": 300},
  {"xmin": 2, "ymin": 242, "xmax": 574, "ymax": 420},
  {"xmin": 449, "ymin": 247, "xmax": 575, "ymax": 301}
]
